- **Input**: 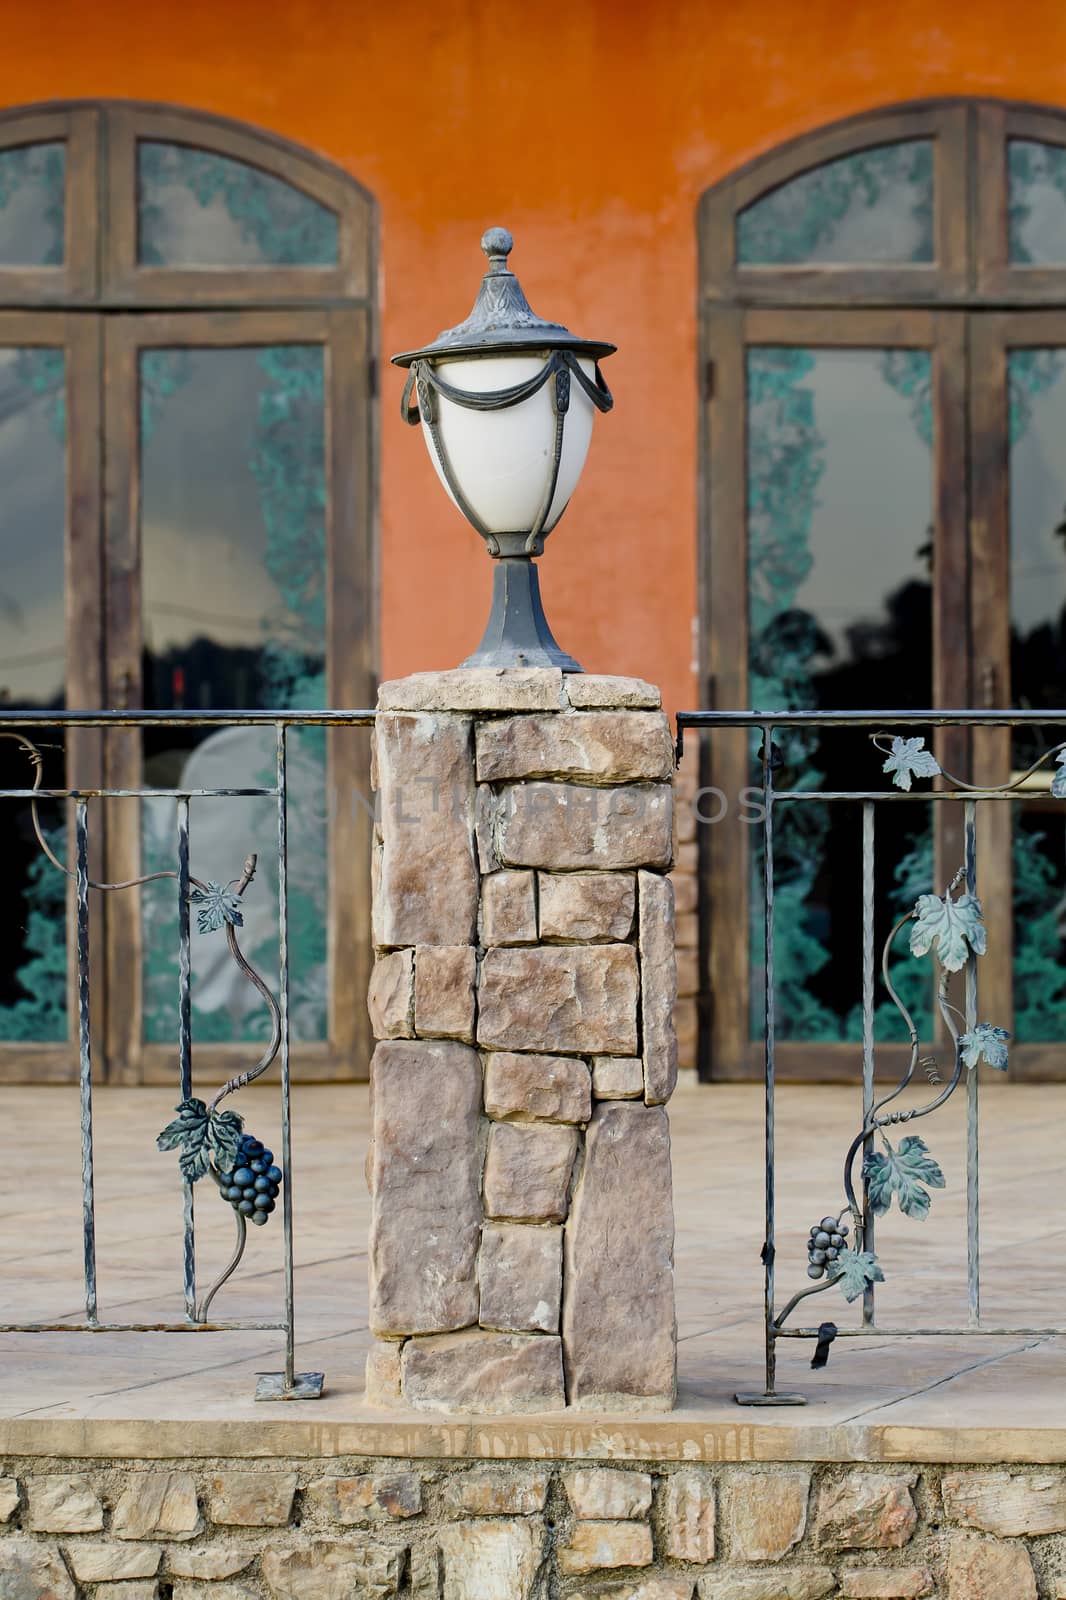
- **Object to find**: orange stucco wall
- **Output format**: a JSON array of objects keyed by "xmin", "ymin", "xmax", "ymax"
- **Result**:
[{"xmin": 6, "ymin": 0, "xmax": 1066, "ymax": 713}]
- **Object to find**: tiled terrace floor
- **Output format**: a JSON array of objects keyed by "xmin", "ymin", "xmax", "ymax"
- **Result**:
[{"xmin": 1, "ymin": 1078, "xmax": 1065, "ymax": 1462}]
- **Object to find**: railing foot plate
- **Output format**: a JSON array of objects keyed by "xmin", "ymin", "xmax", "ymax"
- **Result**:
[
  {"xmin": 735, "ymin": 1390, "xmax": 807, "ymax": 1406},
  {"xmin": 255, "ymin": 1371, "xmax": 325, "ymax": 1401}
]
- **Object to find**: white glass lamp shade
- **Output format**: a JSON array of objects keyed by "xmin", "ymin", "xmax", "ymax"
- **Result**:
[{"xmin": 420, "ymin": 353, "xmax": 596, "ymax": 535}]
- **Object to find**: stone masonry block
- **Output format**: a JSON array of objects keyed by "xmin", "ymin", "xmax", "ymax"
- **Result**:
[
  {"xmin": 483, "ymin": 1121, "xmax": 578, "ymax": 1222},
  {"xmin": 572, "ymin": 1582, "xmax": 696, "ymax": 1600},
  {"xmin": 379, "ymin": 667, "xmax": 565, "ymax": 712},
  {"xmin": 660, "ymin": 1470, "xmax": 715, "ymax": 1562},
  {"xmin": 171, "ymin": 1584, "xmax": 255, "ymax": 1600},
  {"xmin": 304, "ymin": 1474, "xmax": 421, "ymax": 1522},
  {"xmin": 366, "ymin": 949, "xmax": 414, "ymax": 1039},
  {"xmin": 438, "ymin": 1519, "xmax": 542, "ymax": 1600},
  {"xmin": 479, "ymin": 1222, "xmax": 562, "ymax": 1332},
  {"xmin": 401, "ymin": 1328, "xmax": 566, "ymax": 1413},
  {"xmin": 816, "ymin": 1473, "xmax": 917, "ymax": 1550},
  {"xmin": 730, "ymin": 1470, "xmax": 810, "ymax": 1561},
  {"xmin": 942, "ymin": 1468, "xmax": 1066, "ymax": 1535},
  {"xmin": 539, "ymin": 871, "xmax": 635, "ymax": 942},
  {"xmin": 698, "ymin": 1575, "xmax": 836, "ymax": 1600},
  {"xmin": 564, "ymin": 1469, "xmax": 653, "ymax": 1519},
  {"xmin": 946, "ymin": 1533, "xmax": 1037, "ymax": 1600},
  {"xmin": 367, "ymin": 1039, "xmax": 482, "ymax": 1336},
  {"xmin": 25, "ymin": 1475, "xmax": 103, "ymax": 1533},
  {"xmin": 0, "ymin": 1542, "xmax": 75, "ymax": 1600},
  {"xmin": 484, "ymin": 1051, "xmax": 591, "ymax": 1122},
  {"xmin": 639, "ymin": 870, "xmax": 678, "ymax": 1105},
  {"xmin": 478, "ymin": 944, "xmax": 639, "ymax": 1055},
  {"xmin": 558, "ymin": 1521, "xmax": 654, "ymax": 1575},
  {"xmin": 363, "ymin": 1341, "xmax": 403, "ymax": 1406},
  {"xmin": 564, "ymin": 674, "xmax": 661, "ymax": 708},
  {"xmin": 563, "ymin": 1102, "xmax": 676, "ymax": 1409},
  {"xmin": 0, "ymin": 1480, "xmax": 17, "ymax": 1522},
  {"xmin": 839, "ymin": 1571, "xmax": 933, "ymax": 1599},
  {"xmin": 261, "ymin": 1539, "xmax": 405, "ymax": 1600},
  {"xmin": 168, "ymin": 1552, "xmax": 255, "ymax": 1581},
  {"xmin": 480, "ymin": 870, "xmax": 537, "ymax": 944},
  {"xmin": 414, "ymin": 945, "xmax": 476, "ymax": 1041},
  {"xmin": 592, "ymin": 1056, "xmax": 644, "ymax": 1099},
  {"xmin": 373, "ymin": 712, "xmax": 478, "ymax": 947},
  {"xmin": 493, "ymin": 781, "xmax": 672, "ymax": 871},
  {"xmin": 442, "ymin": 1470, "xmax": 549, "ymax": 1515},
  {"xmin": 66, "ymin": 1548, "xmax": 162, "ymax": 1583},
  {"xmin": 475, "ymin": 711, "xmax": 674, "ymax": 784},
  {"xmin": 206, "ymin": 1473, "xmax": 297, "ymax": 1527},
  {"xmin": 111, "ymin": 1474, "xmax": 201, "ymax": 1541}
]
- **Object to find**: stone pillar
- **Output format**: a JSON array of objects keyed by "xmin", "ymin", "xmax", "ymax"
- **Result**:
[{"xmin": 364, "ymin": 668, "xmax": 678, "ymax": 1415}]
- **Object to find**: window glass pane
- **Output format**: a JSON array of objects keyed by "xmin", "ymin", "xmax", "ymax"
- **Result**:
[
  {"xmin": 747, "ymin": 347, "xmax": 934, "ymax": 1041},
  {"xmin": 0, "ymin": 346, "xmax": 67, "ymax": 1042},
  {"xmin": 1007, "ymin": 348, "xmax": 1066, "ymax": 1040},
  {"xmin": 737, "ymin": 140, "xmax": 934, "ymax": 265},
  {"xmin": 138, "ymin": 142, "xmax": 339, "ymax": 267},
  {"xmin": 138, "ymin": 345, "xmax": 328, "ymax": 1044},
  {"xmin": 0, "ymin": 142, "xmax": 64, "ymax": 266},
  {"xmin": 1008, "ymin": 140, "xmax": 1066, "ymax": 264}
]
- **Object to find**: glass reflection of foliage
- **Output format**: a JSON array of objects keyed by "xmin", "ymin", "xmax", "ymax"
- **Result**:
[
  {"xmin": 0, "ymin": 143, "xmax": 64, "ymax": 267},
  {"xmin": 1007, "ymin": 350, "xmax": 1066, "ymax": 1039},
  {"xmin": 140, "ymin": 347, "xmax": 328, "ymax": 1046},
  {"xmin": 1008, "ymin": 140, "xmax": 1066, "ymax": 264},
  {"xmin": 0, "ymin": 821, "xmax": 66, "ymax": 1041},
  {"xmin": 0, "ymin": 349, "xmax": 67, "ymax": 1043},
  {"xmin": 737, "ymin": 141, "xmax": 934, "ymax": 266},
  {"xmin": 138, "ymin": 143, "xmax": 338, "ymax": 268},
  {"xmin": 747, "ymin": 348, "xmax": 934, "ymax": 1041}
]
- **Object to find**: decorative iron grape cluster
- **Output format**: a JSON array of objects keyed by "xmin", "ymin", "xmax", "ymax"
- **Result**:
[
  {"xmin": 807, "ymin": 1215, "xmax": 849, "ymax": 1279},
  {"xmin": 220, "ymin": 1133, "xmax": 283, "ymax": 1226}
]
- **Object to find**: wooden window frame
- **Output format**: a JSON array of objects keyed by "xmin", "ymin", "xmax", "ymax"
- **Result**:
[
  {"xmin": 102, "ymin": 105, "xmax": 374, "ymax": 307},
  {"xmin": 698, "ymin": 98, "xmax": 1066, "ymax": 1083},
  {"xmin": 0, "ymin": 311, "xmax": 104, "ymax": 1083},
  {"xmin": 699, "ymin": 103, "xmax": 969, "ymax": 307},
  {"xmin": 701, "ymin": 307, "xmax": 965, "ymax": 1083},
  {"xmin": 0, "ymin": 103, "xmax": 377, "ymax": 1084},
  {"xmin": 0, "ymin": 108, "xmax": 98, "ymax": 306},
  {"xmin": 102, "ymin": 308, "xmax": 374, "ymax": 1087}
]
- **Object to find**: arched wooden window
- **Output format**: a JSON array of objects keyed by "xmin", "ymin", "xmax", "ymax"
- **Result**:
[
  {"xmin": 699, "ymin": 100, "xmax": 1066, "ymax": 1084},
  {"xmin": 0, "ymin": 103, "xmax": 376, "ymax": 1085}
]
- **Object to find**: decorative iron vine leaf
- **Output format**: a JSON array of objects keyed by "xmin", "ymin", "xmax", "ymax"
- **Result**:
[
  {"xmin": 959, "ymin": 1023, "xmax": 1011, "ymax": 1071},
  {"xmin": 864, "ymin": 1134, "xmax": 946, "ymax": 1221},
  {"xmin": 910, "ymin": 887, "xmax": 986, "ymax": 972},
  {"xmin": 189, "ymin": 882, "xmax": 244, "ymax": 935},
  {"xmin": 156, "ymin": 1097, "xmax": 245, "ymax": 1182},
  {"xmin": 1053, "ymin": 751, "xmax": 1066, "ymax": 800},
  {"xmin": 882, "ymin": 735, "xmax": 942, "ymax": 791},
  {"xmin": 835, "ymin": 1248, "xmax": 885, "ymax": 1303}
]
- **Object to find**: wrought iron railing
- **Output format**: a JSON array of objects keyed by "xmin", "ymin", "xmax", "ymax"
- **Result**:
[
  {"xmin": 676, "ymin": 707, "xmax": 1066, "ymax": 1406},
  {"xmin": 0, "ymin": 708, "xmax": 375, "ymax": 1401}
]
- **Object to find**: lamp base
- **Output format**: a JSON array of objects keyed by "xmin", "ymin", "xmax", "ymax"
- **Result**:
[{"xmin": 461, "ymin": 555, "xmax": 582, "ymax": 672}]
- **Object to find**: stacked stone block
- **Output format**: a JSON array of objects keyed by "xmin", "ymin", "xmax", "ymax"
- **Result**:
[
  {"xmin": 5, "ymin": 1459, "xmax": 1065, "ymax": 1599},
  {"xmin": 365, "ymin": 667, "xmax": 679, "ymax": 1413}
]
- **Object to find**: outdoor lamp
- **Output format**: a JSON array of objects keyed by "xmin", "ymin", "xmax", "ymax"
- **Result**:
[{"xmin": 392, "ymin": 227, "xmax": 615, "ymax": 671}]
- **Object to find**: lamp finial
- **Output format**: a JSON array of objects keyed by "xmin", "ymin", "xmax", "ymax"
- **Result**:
[{"xmin": 481, "ymin": 226, "xmax": 513, "ymax": 273}]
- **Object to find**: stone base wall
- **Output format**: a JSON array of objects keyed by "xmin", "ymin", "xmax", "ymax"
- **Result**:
[
  {"xmin": 4, "ymin": 1457, "xmax": 1066, "ymax": 1599},
  {"xmin": 365, "ymin": 669, "xmax": 679, "ymax": 1414}
]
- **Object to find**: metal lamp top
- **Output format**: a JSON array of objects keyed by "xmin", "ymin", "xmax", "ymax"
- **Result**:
[{"xmin": 391, "ymin": 227, "xmax": 617, "ymax": 367}]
